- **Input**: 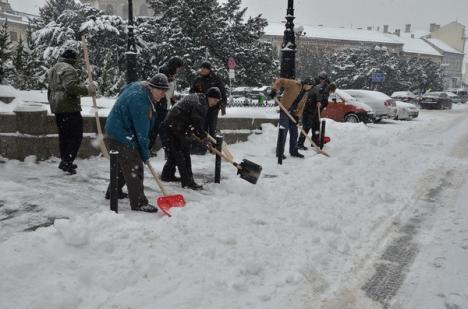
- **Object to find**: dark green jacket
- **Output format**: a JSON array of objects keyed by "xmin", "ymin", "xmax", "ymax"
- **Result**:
[{"xmin": 47, "ymin": 57, "xmax": 89, "ymax": 113}]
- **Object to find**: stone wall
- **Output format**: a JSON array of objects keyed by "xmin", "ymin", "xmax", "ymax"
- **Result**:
[{"xmin": 0, "ymin": 111, "xmax": 278, "ymax": 161}]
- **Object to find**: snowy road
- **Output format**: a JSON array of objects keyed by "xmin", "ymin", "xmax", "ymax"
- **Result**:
[{"xmin": 1, "ymin": 106, "xmax": 468, "ymax": 308}]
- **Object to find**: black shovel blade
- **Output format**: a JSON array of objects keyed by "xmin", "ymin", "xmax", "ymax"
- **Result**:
[{"xmin": 237, "ymin": 159, "xmax": 262, "ymax": 184}]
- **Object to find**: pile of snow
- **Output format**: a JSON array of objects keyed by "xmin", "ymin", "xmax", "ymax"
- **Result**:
[{"xmin": 1, "ymin": 105, "xmax": 468, "ymax": 308}]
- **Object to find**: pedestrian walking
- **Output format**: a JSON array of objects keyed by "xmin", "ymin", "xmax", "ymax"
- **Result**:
[
  {"xmin": 47, "ymin": 47, "xmax": 96, "ymax": 174},
  {"xmin": 104, "ymin": 73, "xmax": 169, "ymax": 212},
  {"xmin": 160, "ymin": 87, "xmax": 221, "ymax": 190}
]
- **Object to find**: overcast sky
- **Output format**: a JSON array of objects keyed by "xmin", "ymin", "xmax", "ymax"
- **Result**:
[{"xmin": 8, "ymin": 0, "xmax": 468, "ymax": 32}]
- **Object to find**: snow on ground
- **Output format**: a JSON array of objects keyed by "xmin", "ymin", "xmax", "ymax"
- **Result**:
[{"xmin": 1, "ymin": 105, "xmax": 468, "ymax": 308}]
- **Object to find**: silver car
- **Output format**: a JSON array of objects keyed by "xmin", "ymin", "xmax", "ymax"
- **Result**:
[{"xmin": 343, "ymin": 90, "xmax": 398, "ymax": 122}]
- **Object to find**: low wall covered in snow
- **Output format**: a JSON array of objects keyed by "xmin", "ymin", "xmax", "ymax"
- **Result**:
[{"xmin": 0, "ymin": 110, "xmax": 278, "ymax": 161}]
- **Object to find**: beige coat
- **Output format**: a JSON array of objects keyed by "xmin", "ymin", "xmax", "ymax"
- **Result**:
[{"xmin": 273, "ymin": 78, "xmax": 308, "ymax": 117}]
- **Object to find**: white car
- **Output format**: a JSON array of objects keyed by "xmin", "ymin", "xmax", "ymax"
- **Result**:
[
  {"xmin": 395, "ymin": 101, "xmax": 419, "ymax": 120},
  {"xmin": 343, "ymin": 90, "xmax": 397, "ymax": 122}
]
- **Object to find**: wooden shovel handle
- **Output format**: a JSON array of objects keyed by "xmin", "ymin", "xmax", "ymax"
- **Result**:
[
  {"xmin": 206, "ymin": 132, "xmax": 234, "ymax": 161},
  {"xmin": 193, "ymin": 135, "xmax": 241, "ymax": 170},
  {"xmin": 145, "ymin": 161, "xmax": 169, "ymax": 196},
  {"xmin": 275, "ymin": 98, "xmax": 330, "ymax": 157},
  {"xmin": 81, "ymin": 36, "xmax": 109, "ymax": 159}
]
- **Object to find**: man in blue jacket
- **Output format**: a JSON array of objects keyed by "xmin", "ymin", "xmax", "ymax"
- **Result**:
[{"xmin": 104, "ymin": 73, "xmax": 169, "ymax": 213}]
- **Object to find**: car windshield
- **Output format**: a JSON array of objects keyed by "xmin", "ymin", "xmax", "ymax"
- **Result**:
[
  {"xmin": 335, "ymin": 89, "xmax": 356, "ymax": 102},
  {"xmin": 423, "ymin": 92, "xmax": 441, "ymax": 98}
]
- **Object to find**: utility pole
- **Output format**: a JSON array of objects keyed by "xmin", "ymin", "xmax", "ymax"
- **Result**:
[
  {"xmin": 126, "ymin": 0, "xmax": 138, "ymax": 84},
  {"xmin": 280, "ymin": 0, "xmax": 296, "ymax": 79}
]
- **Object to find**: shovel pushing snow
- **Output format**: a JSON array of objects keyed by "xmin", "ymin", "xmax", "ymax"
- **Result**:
[
  {"xmin": 145, "ymin": 162, "xmax": 186, "ymax": 217},
  {"xmin": 195, "ymin": 136, "xmax": 262, "ymax": 184}
]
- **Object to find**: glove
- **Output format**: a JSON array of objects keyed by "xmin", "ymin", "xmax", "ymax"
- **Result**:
[{"xmin": 269, "ymin": 89, "xmax": 277, "ymax": 99}]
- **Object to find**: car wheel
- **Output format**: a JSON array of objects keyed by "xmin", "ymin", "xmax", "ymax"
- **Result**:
[{"xmin": 344, "ymin": 113, "xmax": 360, "ymax": 123}]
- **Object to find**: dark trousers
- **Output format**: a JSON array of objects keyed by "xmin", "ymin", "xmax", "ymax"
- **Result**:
[
  {"xmin": 161, "ymin": 134, "xmax": 194, "ymax": 187},
  {"xmin": 204, "ymin": 107, "xmax": 219, "ymax": 137},
  {"xmin": 298, "ymin": 113, "xmax": 320, "ymax": 146},
  {"xmin": 54, "ymin": 112, "xmax": 83, "ymax": 163},
  {"xmin": 276, "ymin": 110, "xmax": 299, "ymax": 155},
  {"xmin": 104, "ymin": 138, "xmax": 148, "ymax": 210}
]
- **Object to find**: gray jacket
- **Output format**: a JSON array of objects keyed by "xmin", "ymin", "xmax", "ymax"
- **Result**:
[{"xmin": 47, "ymin": 57, "xmax": 89, "ymax": 113}]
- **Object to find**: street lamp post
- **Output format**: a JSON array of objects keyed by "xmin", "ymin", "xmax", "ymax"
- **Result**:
[
  {"xmin": 280, "ymin": 0, "xmax": 296, "ymax": 79},
  {"xmin": 126, "ymin": 0, "xmax": 138, "ymax": 84}
]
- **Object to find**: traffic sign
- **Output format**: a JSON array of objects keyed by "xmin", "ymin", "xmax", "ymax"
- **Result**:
[
  {"xmin": 228, "ymin": 57, "xmax": 237, "ymax": 70},
  {"xmin": 229, "ymin": 69, "xmax": 235, "ymax": 79}
]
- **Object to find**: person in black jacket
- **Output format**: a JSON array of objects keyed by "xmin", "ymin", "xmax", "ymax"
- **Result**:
[
  {"xmin": 148, "ymin": 57, "xmax": 184, "ymax": 152},
  {"xmin": 159, "ymin": 87, "xmax": 221, "ymax": 190},
  {"xmin": 297, "ymin": 72, "xmax": 331, "ymax": 150},
  {"xmin": 190, "ymin": 62, "xmax": 227, "ymax": 154}
]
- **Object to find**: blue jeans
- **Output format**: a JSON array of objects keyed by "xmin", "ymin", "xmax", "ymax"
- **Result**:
[{"xmin": 277, "ymin": 110, "xmax": 299, "ymax": 155}]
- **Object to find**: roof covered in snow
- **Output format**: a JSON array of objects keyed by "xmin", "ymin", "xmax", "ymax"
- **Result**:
[
  {"xmin": 264, "ymin": 22, "xmax": 402, "ymax": 45},
  {"xmin": 396, "ymin": 36, "xmax": 442, "ymax": 57},
  {"xmin": 425, "ymin": 38, "xmax": 464, "ymax": 55}
]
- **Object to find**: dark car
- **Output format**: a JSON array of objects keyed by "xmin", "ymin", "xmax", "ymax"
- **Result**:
[{"xmin": 420, "ymin": 92, "xmax": 452, "ymax": 110}]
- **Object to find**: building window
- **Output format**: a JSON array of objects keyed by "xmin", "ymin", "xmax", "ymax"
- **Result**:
[{"xmin": 9, "ymin": 31, "xmax": 17, "ymax": 42}]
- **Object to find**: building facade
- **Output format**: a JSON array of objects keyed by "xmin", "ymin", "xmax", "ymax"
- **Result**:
[
  {"xmin": 83, "ymin": 0, "xmax": 153, "ymax": 18},
  {"xmin": 0, "ymin": 0, "xmax": 37, "ymax": 44}
]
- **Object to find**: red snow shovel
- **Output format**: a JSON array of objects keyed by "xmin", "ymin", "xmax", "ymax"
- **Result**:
[{"xmin": 145, "ymin": 162, "xmax": 186, "ymax": 217}]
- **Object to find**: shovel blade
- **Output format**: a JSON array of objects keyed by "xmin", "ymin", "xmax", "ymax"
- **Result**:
[
  {"xmin": 157, "ymin": 194, "xmax": 186, "ymax": 217},
  {"xmin": 237, "ymin": 159, "xmax": 262, "ymax": 184}
]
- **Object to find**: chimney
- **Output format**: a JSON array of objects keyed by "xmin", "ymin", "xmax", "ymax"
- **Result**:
[
  {"xmin": 383, "ymin": 25, "xmax": 389, "ymax": 33},
  {"xmin": 367, "ymin": 26, "xmax": 372, "ymax": 31},
  {"xmin": 405, "ymin": 24, "xmax": 411, "ymax": 33},
  {"xmin": 430, "ymin": 23, "xmax": 440, "ymax": 32},
  {"xmin": 394, "ymin": 29, "xmax": 401, "ymax": 36}
]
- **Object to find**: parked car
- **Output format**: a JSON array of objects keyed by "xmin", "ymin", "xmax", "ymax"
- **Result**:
[
  {"xmin": 447, "ymin": 88, "xmax": 467, "ymax": 103},
  {"xmin": 395, "ymin": 101, "xmax": 419, "ymax": 120},
  {"xmin": 343, "ymin": 90, "xmax": 397, "ymax": 122},
  {"xmin": 391, "ymin": 91, "xmax": 419, "ymax": 104},
  {"xmin": 322, "ymin": 89, "xmax": 375, "ymax": 123},
  {"xmin": 445, "ymin": 91, "xmax": 464, "ymax": 104},
  {"xmin": 228, "ymin": 87, "xmax": 253, "ymax": 106},
  {"xmin": 419, "ymin": 92, "xmax": 452, "ymax": 110}
]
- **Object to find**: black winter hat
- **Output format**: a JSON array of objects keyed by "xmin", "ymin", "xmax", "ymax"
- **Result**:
[
  {"xmin": 61, "ymin": 47, "xmax": 78, "ymax": 59},
  {"xmin": 302, "ymin": 77, "xmax": 315, "ymax": 85},
  {"xmin": 148, "ymin": 73, "xmax": 170, "ymax": 90},
  {"xmin": 200, "ymin": 61, "xmax": 212, "ymax": 71},
  {"xmin": 168, "ymin": 56, "xmax": 184, "ymax": 68},
  {"xmin": 318, "ymin": 71, "xmax": 328, "ymax": 80},
  {"xmin": 206, "ymin": 87, "xmax": 221, "ymax": 99}
]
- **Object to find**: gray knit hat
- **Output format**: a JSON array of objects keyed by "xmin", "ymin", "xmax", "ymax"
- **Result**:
[{"xmin": 148, "ymin": 73, "xmax": 169, "ymax": 90}]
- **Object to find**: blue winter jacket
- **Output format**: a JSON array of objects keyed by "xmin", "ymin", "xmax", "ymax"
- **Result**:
[{"xmin": 105, "ymin": 82, "xmax": 157, "ymax": 162}]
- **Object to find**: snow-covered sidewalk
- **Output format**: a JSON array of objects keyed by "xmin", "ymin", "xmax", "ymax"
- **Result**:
[{"xmin": 1, "ymin": 105, "xmax": 468, "ymax": 308}]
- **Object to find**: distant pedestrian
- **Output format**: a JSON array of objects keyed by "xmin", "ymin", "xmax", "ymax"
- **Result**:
[
  {"xmin": 160, "ymin": 87, "xmax": 221, "ymax": 190},
  {"xmin": 270, "ymin": 77, "xmax": 315, "ymax": 159},
  {"xmin": 190, "ymin": 62, "xmax": 227, "ymax": 154},
  {"xmin": 104, "ymin": 73, "xmax": 169, "ymax": 212},
  {"xmin": 47, "ymin": 47, "xmax": 96, "ymax": 174}
]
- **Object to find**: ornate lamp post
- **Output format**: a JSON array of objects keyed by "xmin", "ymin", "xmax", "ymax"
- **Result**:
[
  {"xmin": 280, "ymin": 0, "xmax": 296, "ymax": 79},
  {"xmin": 126, "ymin": 0, "xmax": 138, "ymax": 83}
]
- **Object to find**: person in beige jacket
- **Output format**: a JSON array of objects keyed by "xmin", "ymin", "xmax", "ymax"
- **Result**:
[{"xmin": 270, "ymin": 77, "xmax": 314, "ymax": 158}]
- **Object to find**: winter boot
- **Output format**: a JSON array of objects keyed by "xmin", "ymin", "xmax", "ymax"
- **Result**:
[
  {"xmin": 290, "ymin": 151, "xmax": 304, "ymax": 158},
  {"xmin": 105, "ymin": 191, "xmax": 128, "ymax": 200},
  {"xmin": 183, "ymin": 180, "xmax": 203, "ymax": 190},
  {"xmin": 160, "ymin": 175, "xmax": 181, "ymax": 182},
  {"xmin": 297, "ymin": 144, "xmax": 308, "ymax": 151},
  {"xmin": 134, "ymin": 204, "xmax": 158, "ymax": 213}
]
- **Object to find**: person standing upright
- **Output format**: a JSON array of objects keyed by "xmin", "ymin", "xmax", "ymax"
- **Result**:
[
  {"xmin": 190, "ymin": 62, "xmax": 227, "ymax": 148},
  {"xmin": 148, "ymin": 57, "xmax": 185, "ymax": 151},
  {"xmin": 48, "ymin": 47, "xmax": 96, "ymax": 175},
  {"xmin": 270, "ymin": 77, "xmax": 314, "ymax": 159},
  {"xmin": 298, "ymin": 72, "xmax": 331, "ymax": 150}
]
